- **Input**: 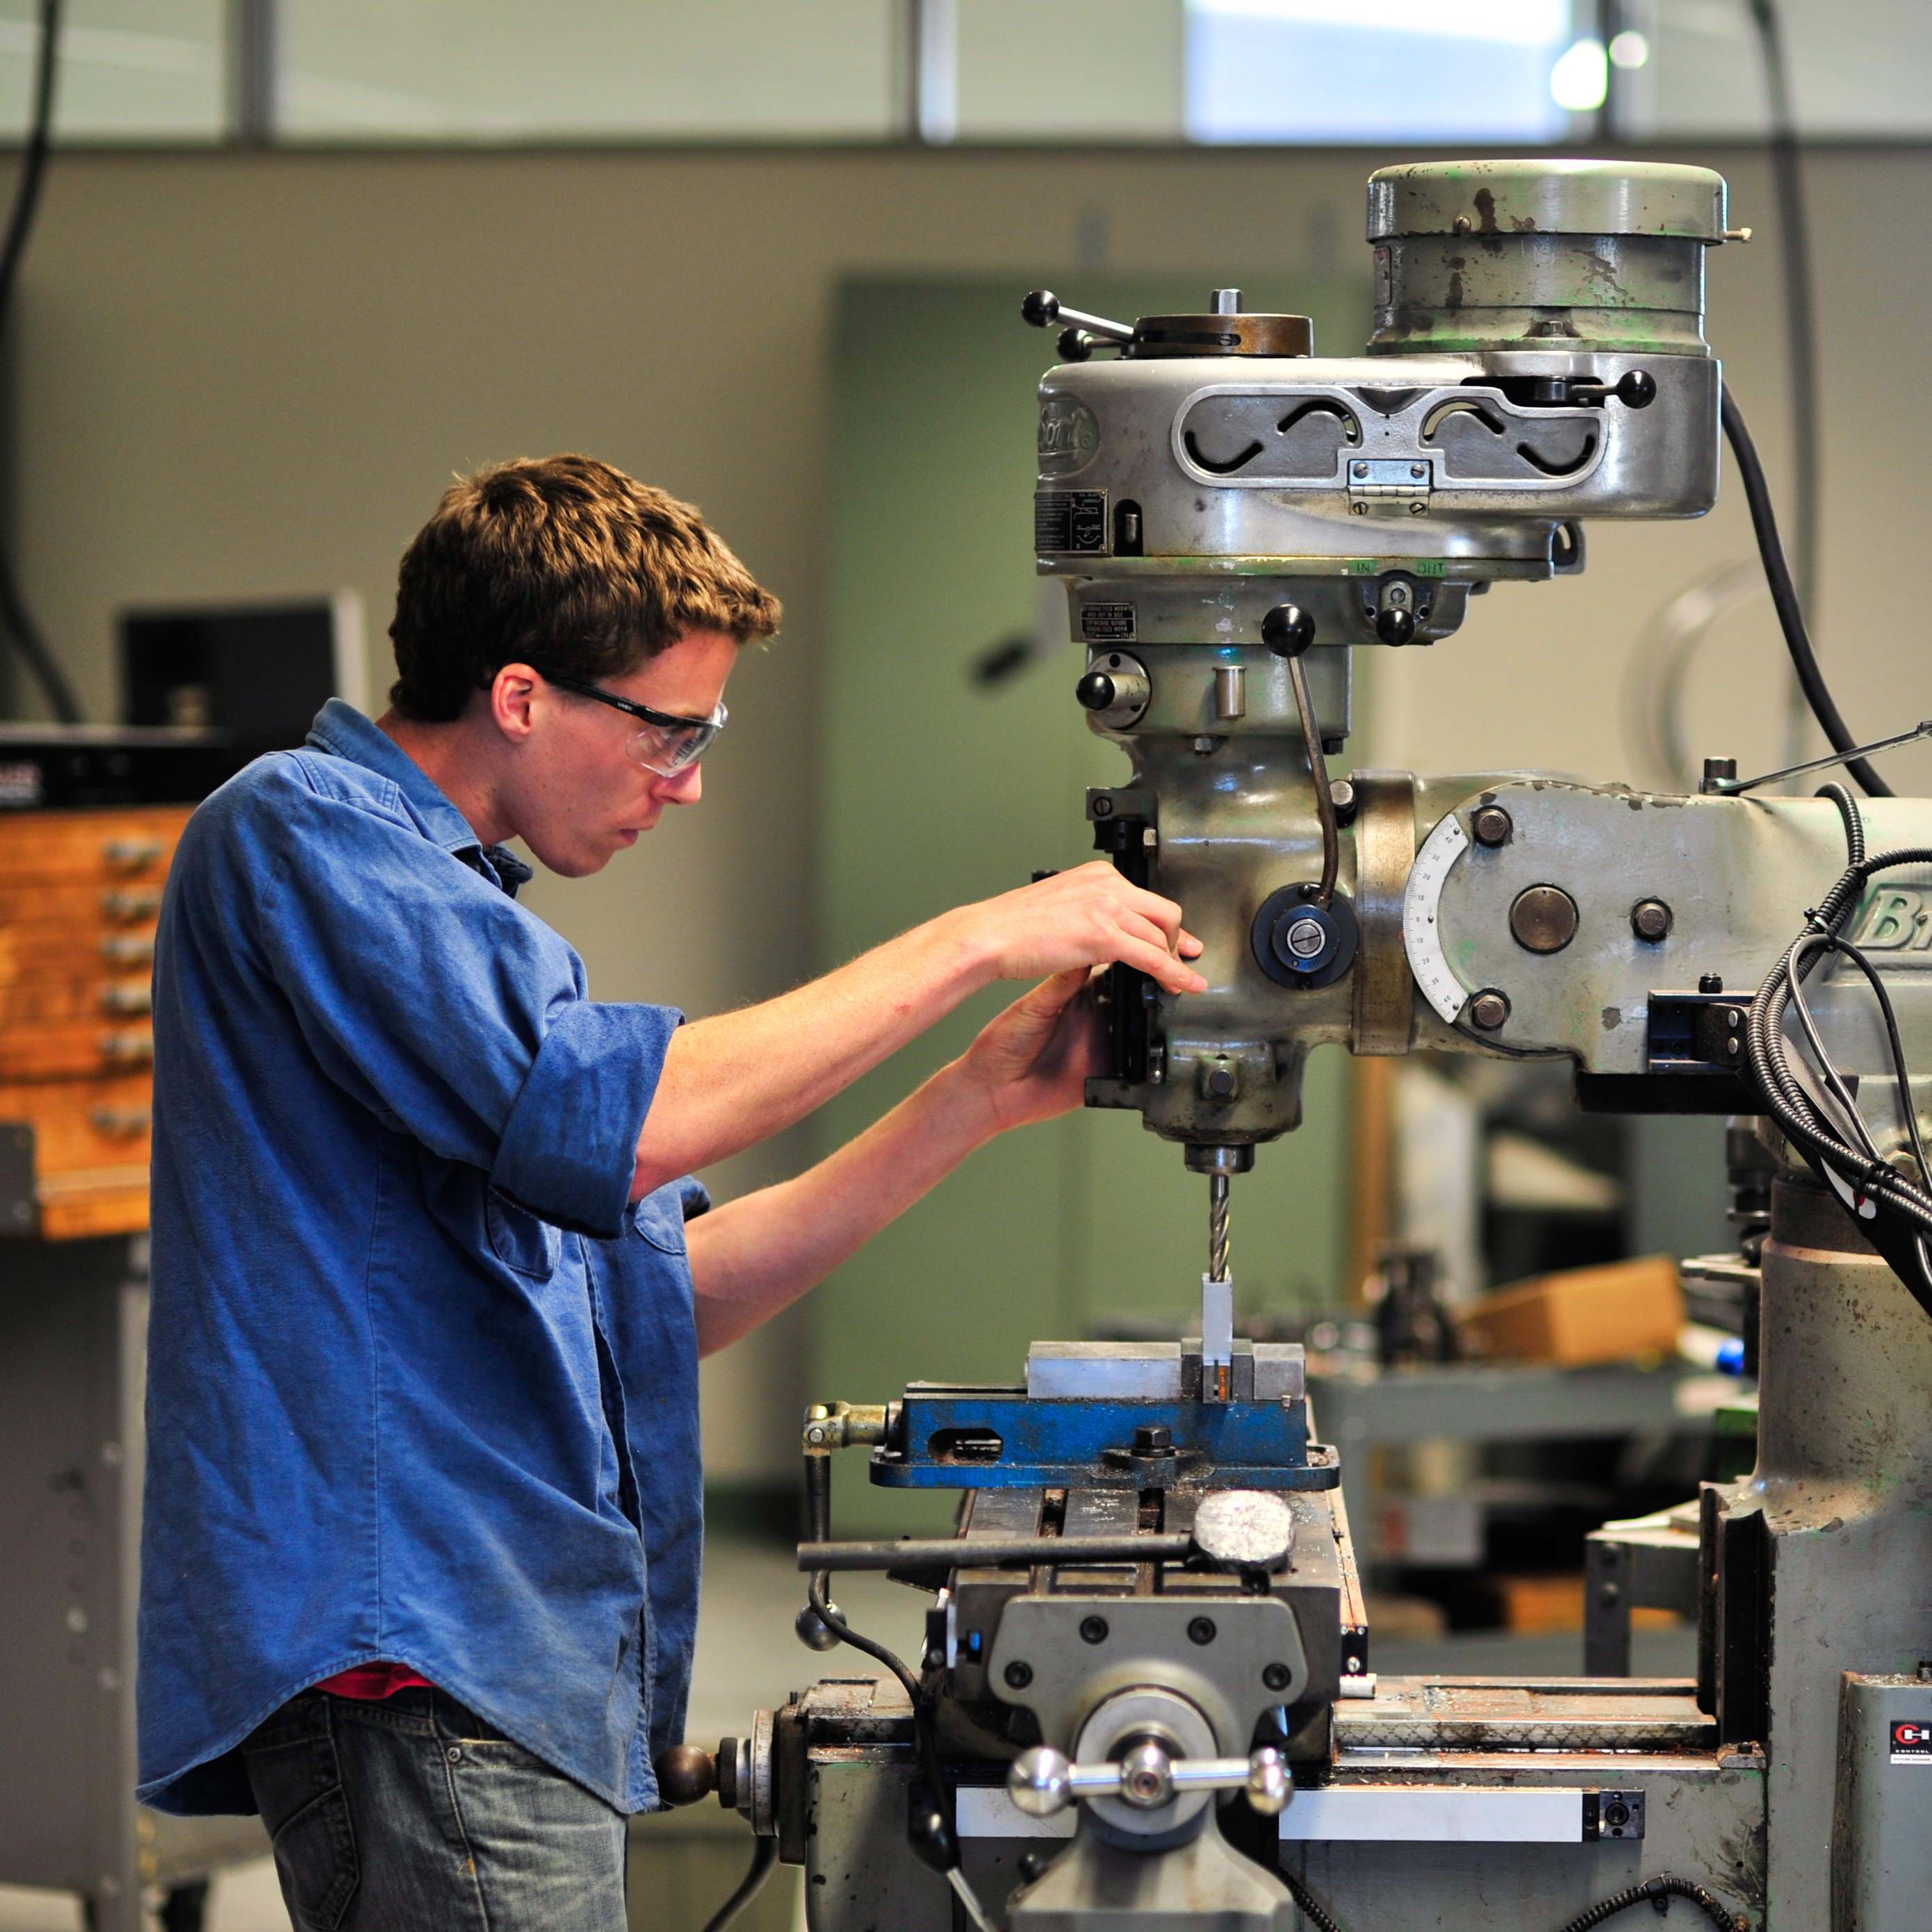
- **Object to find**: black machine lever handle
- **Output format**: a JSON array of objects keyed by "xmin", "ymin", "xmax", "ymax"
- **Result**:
[{"xmin": 1022, "ymin": 288, "xmax": 1134, "ymax": 345}]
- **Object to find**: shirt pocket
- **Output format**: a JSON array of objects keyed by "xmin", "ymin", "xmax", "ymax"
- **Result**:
[{"xmin": 486, "ymin": 1190, "xmax": 563, "ymax": 1280}]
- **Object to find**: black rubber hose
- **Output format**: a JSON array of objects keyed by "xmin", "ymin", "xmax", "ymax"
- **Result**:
[
  {"xmin": 0, "ymin": 0, "xmax": 79, "ymax": 725},
  {"xmin": 1550, "ymin": 1874, "xmax": 1740, "ymax": 1931},
  {"xmin": 698, "ymin": 1835, "xmax": 778, "ymax": 1932},
  {"xmin": 1721, "ymin": 388, "xmax": 1885, "ymax": 796},
  {"xmin": 1283, "ymin": 1867, "xmax": 1346, "ymax": 1932}
]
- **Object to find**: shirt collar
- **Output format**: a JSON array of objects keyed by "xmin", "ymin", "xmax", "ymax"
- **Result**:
[{"xmin": 304, "ymin": 698, "xmax": 534, "ymax": 896}]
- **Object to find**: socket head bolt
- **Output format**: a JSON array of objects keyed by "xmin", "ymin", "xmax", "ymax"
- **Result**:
[
  {"xmin": 1471, "ymin": 804, "xmax": 1512, "ymax": 848},
  {"xmin": 1004, "ymin": 1660, "xmax": 1033, "ymax": 1690},
  {"xmin": 1079, "ymin": 1615, "xmax": 1110, "ymax": 1645},
  {"xmin": 1468, "ymin": 990, "xmax": 1511, "ymax": 1031},
  {"xmin": 1631, "ymin": 898, "xmax": 1673, "ymax": 942}
]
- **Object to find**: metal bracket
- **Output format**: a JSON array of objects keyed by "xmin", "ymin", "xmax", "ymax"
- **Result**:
[{"xmin": 1582, "ymin": 1788, "xmax": 1647, "ymax": 1841}]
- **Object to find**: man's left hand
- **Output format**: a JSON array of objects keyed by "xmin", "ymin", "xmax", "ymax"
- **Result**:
[{"xmin": 956, "ymin": 967, "xmax": 1106, "ymax": 1135}]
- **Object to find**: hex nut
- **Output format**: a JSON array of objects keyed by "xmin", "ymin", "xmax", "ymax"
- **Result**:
[
  {"xmin": 1471, "ymin": 805, "xmax": 1512, "ymax": 847},
  {"xmin": 1631, "ymin": 898, "xmax": 1673, "ymax": 942},
  {"xmin": 1469, "ymin": 990, "xmax": 1511, "ymax": 1031}
]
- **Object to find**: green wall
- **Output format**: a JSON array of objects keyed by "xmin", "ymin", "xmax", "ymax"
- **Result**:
[{"xmin": 813, "ymin": 275, "xmax": 1368, "ymax": 1530}]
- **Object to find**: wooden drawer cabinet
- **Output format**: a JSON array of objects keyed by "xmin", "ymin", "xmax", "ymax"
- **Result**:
[{"xmin": 0, "ymin": 804, "xmax": 189, "ymax": 1238}]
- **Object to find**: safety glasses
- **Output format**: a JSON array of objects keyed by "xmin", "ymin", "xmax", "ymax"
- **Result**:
[{"xmin": 541, "ymin": 671, "xmax": 726, "ymax": 776}]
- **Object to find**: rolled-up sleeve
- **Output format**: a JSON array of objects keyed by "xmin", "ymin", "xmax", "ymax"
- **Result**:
[
  {"xmin": 493, "ymin": 1000, "xmax": 680, "ymax": 1236},
  {"xmin": 215, "ymin": 763, "xmax": 678, "ymax": 1230}
]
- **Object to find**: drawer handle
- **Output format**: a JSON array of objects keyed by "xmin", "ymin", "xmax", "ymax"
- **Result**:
[
  {"xmin": 99, "ymin": 1029, "xmax": 154, "ymax": 1065},
  {"xmin": 101, "ymin": 889, "xmax": 161, "ymax": 922},
  {"xmin": 99, "ymin": 981, "xmax": 152, "ymax": 1015},
  {"xmin": 99, "ymin": 932, "xmax": 156, "ymax": 964},
  {"xmin": 103, "ymin": 838, "xmax": 165, "ymax": 869},
  {"xmin": 89, "ymin": 1106, "xmax": 151, "ymax": 1137}
]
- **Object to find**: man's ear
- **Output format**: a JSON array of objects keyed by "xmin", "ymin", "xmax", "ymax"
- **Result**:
[{"xmin": 489, "ymin": 664, "xmax": 543, "ymax": 744}]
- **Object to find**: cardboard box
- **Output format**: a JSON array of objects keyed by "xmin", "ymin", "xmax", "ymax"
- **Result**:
[{"xmin": 1458, "ymin": 1254, "xmax": 1684, "ymax": 1367}]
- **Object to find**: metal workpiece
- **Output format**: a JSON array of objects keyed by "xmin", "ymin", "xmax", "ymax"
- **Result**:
[{"xmin": 1721, "ymin": 1177, "xmax": 1932, "ymax": 1929}]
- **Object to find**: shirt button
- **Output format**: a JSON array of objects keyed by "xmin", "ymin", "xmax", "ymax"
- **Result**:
[{"xmin": 446, "ymin": 1746, "xmax": 462, "ymax": 1764}]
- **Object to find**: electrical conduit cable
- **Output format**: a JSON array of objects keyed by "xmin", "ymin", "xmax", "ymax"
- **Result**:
[
  {"xmin": 698, "ymin": 1836, "xmax": 778, "ymax": 1932},
  {"xmin": 1721, "ymin": 388, "xmax": 1888, "ymax": 796},
  {"xmin": 0, "ymin": 0, "xmax": 79, "ymax": 724},
  {"xmin": 1550, "ymin": 1874, "xmax": 1742, "ymax": 1931}
]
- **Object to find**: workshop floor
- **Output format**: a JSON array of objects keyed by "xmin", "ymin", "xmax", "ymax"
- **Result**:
[{"xmin": 0, "ymin": 1538, "xmax": 1695, "ymax": 1931}]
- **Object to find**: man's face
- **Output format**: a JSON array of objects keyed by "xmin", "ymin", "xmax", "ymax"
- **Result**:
[{"xmin": 499, "ymin": 628, "xmax": 738, "ymax": 877}]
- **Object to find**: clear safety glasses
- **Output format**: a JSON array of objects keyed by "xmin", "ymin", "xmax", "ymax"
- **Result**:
[{"xmin": 541, "ymin": 672, "xmax": 726, "ymax": 776}]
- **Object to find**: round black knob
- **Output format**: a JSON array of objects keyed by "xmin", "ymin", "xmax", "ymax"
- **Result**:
[
  {"xmin": 1057, "ymin": 326, "xmax": 1094, "ymax": 363},
  {"xmin": 1261, "ymin": 603, "xmax": 1317, "ymax": 658},
  {"xmin": 1375, "ymin": 606, "xmax": 1417, "ymax": 646},
  {"xmin": 1614, "ymin": 369, "xmax": 1657, "ymax": 409},
  {"xmin": 655, "ymin": 1744, "xmax": 715, "ymax": 1807},
  {"xmin": 1076, "ymin": 671, "xmax": 1118, "ymax": 712},
  {"xmin": 1021, "ymin": 289, "xmax": 1059, "ymax": 329}
]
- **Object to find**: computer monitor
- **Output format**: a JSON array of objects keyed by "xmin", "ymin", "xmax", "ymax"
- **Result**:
[{"xmin": 119, "ymin": 591, "xmax": 366, "ymax": 753}]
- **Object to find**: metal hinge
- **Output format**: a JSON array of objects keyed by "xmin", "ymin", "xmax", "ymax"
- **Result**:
[{"xmin": 1348, "ymin": 457, "xmax": 1432, "ymax": 517}]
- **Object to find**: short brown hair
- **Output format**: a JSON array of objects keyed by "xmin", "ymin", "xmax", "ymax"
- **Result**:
[{"xmin": 387, "ymin": 454, "xmax": 781, "ymax": 721}]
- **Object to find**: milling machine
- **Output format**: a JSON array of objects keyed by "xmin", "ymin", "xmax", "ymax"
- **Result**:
[{"xmin": 662, "ymin": 161, "xmax": 1932, "ymax": 1931}]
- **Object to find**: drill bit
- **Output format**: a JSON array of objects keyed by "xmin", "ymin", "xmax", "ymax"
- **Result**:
[{"xmin": 1209, "ymin": 1172, "xmax": 1231, "ymax": 1282}]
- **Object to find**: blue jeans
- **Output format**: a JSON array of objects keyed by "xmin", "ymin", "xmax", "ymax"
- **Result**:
[{"xmin": 241, "ymin": 1689, "xmax": 629, "ymax": 1932}]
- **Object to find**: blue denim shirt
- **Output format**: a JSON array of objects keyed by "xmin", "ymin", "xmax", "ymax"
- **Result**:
[{"xmin": 138, "ymin": 699, "xmax": 702, "ymax": 1817}]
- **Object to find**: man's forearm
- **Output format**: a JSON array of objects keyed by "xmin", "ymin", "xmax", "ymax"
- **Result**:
[
  {"xmin": 630, "ymin": 861, "xmax": 1202, "ymax": 1198},
  {"xmin": 632, "ymin": 911, "xmax": 989, "ymax": 1197},
  {"xmin": 683, "ymin": 1062, "xmax": 996, "ymax": 1357}
]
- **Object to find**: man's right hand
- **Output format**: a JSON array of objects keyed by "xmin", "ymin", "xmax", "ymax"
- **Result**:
[
  {"xmin": 947, "ymin": 860, "xmax": 1206, "ymax": 995},
  {"xmin": 634, "ymin": 860, "xmax": 1206, "ymax": 1196}
]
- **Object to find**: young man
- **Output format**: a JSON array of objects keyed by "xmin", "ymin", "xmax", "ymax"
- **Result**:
[{"xmin": 138, "ymin": 455, "xmax": 1202, "ymax": 1930}]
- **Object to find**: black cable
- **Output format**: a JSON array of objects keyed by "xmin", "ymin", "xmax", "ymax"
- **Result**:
[
  {"xmin": 1283, "ymin": 1866, "xmax": 1346, "ymax": 1932},
  {"xmin": 1721, "ymin": 388, "xmax": 1887, "ymax": 796},
  {"xmin": 1550, "ymin": 1874, "xmax": 1740, "ymax": 1932},
  {"xmin": 1746, "ymin": 0, "xmax": 1820, "ymax": 622},
  {"xmin": 1744, "ymin": 840, "xmax": 1932, "ymax": 1308},
  {"xmin": 0, "ymin": 0, "xmax": 78, "ymax": 724},
  {"xmin": 698, "ymin": 1835, "xmax": 778, "ymax": 1932}
]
